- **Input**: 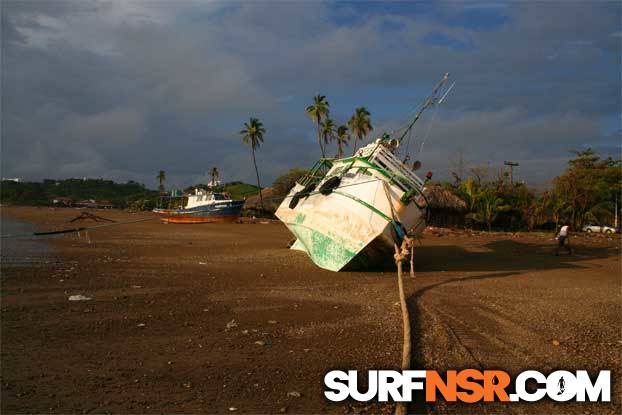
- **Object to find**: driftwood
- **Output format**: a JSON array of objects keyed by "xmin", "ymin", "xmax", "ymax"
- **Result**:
[{"xmin": 68, "ymin": 211, "xmax": 116, "ymax": 223}]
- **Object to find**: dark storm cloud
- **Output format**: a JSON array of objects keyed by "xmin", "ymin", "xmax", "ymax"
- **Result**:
[{"xmin": 1, "ymin": 1, "xmax": 619, "ymax": 189}]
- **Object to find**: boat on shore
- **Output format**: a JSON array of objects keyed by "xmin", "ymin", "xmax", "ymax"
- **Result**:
[
  {"xmin": 275, "ymin": 139, "xmax": 430, "ymax": 271},
  {"xmin": 275, "ymin": 73, "xmax": 452, "ymax": 271},
  {"xmin": 156, "ymin": 189, "xmax": 244, "ymax": 224}
]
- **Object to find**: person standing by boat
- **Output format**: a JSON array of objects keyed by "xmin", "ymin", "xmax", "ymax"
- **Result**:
[{"xmin": 556, "ymin": 222, "xmax": 572, "ymax": 255}]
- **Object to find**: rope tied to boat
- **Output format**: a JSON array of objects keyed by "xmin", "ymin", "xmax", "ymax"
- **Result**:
[{"xmin": 393, "ymin": 235, "xmax": 415, "ymax": 415}]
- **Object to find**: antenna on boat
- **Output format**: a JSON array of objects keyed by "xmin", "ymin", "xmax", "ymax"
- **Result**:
[
  {"xmin": 396, "ymin": 73, "xmax": 451, "ymax": 143},
  {"xmin": 417, "ymin": 82, "xmax": 454, "ymax": 155},
  {"xmin": 438, "ymin": 81, "xmax": 455, "ymax": 104}
]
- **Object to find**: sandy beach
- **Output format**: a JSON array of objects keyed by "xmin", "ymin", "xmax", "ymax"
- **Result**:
[{"xmin": 1, "ymin": 206, "xmax": 620, "ymax": 414}]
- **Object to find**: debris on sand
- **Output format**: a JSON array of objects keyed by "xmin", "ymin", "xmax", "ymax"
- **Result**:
[
  {"xmin": 552, "ymin": 339, "xmax": 560, "ymax": 346},
  {"xmin": 68, "ymin": 294, "xmax": 92, "ymax": 301},
  {"xmin": 287, "ymin": 391, "xmax": 301, "ymax": 398},
  {"xmin": 228, "ymin": 407, "xmax": 238, "ymax": 412},
  {"xmin": 68, "ymin": 211, "xmax": 115, "ymax": 223},
  {"xmin": 225, "ymin": 319, "xmax": 238, "ymax": 331},
  {"xmin": 254, "ymin": 340, "xmax": 266, "ymax": 346}
]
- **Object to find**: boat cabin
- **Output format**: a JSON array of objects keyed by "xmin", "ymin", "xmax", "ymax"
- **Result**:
[{"xmin": 186, "ymin": 189, "xmax": 230, "ymax": 209}]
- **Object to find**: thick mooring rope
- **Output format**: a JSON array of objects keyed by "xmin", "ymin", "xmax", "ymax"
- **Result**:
[{"xmin": 393, "ymin": 236, "xmax": 415, "ymax": 415}]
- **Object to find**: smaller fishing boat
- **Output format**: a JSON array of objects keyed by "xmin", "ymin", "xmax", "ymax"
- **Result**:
[{"xmin": 158, "ymin": 188, "xmax": 244, "ymax": 224}]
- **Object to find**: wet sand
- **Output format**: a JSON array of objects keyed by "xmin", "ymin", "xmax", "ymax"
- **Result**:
[{"xmin": 1, "ymin": 206, "xmax": 620, "ymax": 414}]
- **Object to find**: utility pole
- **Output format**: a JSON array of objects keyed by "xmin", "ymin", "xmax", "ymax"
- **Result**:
[{"xmin": 504, "ymin": 161, "xmax": 519, "ymax": 186}]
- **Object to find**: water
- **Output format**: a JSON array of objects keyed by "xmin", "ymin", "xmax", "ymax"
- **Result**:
[{"xmin": 0, "ymin": 216, "xmax": 55, "ymax": 267}]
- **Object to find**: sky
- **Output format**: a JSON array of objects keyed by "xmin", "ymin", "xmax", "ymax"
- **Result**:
[{"xmin": 2, "ymin": 0, "xmax": 620, "ymax": 190}]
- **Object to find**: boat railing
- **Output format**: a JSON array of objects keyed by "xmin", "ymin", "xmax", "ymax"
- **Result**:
[
  {"xmin": 298, "ymin": 158, "xmax": 334, "ymax": 187},
  {"xmin": 369, "ymin": 146, "xmax": 425, "ymax": 192}
]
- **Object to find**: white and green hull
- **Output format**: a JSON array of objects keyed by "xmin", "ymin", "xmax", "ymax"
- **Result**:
[{"xmin": 275, "ymin": 142, "xmax": 429, "ymax": 271}]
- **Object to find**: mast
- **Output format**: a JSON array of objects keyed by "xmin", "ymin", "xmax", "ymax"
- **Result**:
[{"xmin": 397, "ymin": 73, "xmax": 451, "ymax": 143}]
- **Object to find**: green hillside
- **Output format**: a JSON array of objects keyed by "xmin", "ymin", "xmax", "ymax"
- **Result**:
[
  {"xmin": 1, "ymin": 178, "xmax": 265, "ymax": 211},
  {"xmin": 222, "ymin": 182, "xmax": 259, "ymax": 199},
  {"xmin": 1, "ymin": 178, "xmax": 157, "ymax": 208}
]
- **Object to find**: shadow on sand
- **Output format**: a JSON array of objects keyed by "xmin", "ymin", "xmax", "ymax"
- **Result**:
[
  {"xmin": 414, "ymin": 238, "xmax": 617, "ymax": 272},
  {"xmin": 399, "ymin": 238, "xmax": 618, "ymax": 414},
  {"xmin": 370, "ymin": 238, "xmax": 617, "ymax": 273}
]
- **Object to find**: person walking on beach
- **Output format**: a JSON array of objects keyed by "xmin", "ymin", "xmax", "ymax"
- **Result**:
[
  {"xmin": 558, "ymin": 376, "xmax": 566, "ymax": 395},
  {"xmin": 556, "ymin": 222, "xmax": 572, "ymax": 255}
]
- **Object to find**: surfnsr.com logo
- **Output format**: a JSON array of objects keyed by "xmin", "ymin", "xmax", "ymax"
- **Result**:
[{"xmin": 324, "ymin": 370, "xmax": 610, "ymax": 403}]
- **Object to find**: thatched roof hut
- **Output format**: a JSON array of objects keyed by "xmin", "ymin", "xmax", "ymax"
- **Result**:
[
  {"xmin": 424, "ymin": 185, "xmax": 467, "ymax": 212},
  {"xmin": 424, "ymin": 185, "xmax": 467, "ymax": 228},
  {"xmin": 243, "ymin": 187, "xmax": 283, "ymax": 213}
]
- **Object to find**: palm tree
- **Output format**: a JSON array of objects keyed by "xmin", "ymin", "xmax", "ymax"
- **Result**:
[
  {"xmin": 348, "ymin": 107, "xmax": 373, "ymax": 156},
  {"xmin": 305, "ymin": 95, "xmax": 330, "ymax": 158},
  {"xmin": 210, "ymin": 167, "xmax": 219, "ymax": 188},
  {"xmin": 336, "ymin": 125, "xmax": 350, "ymax": 158},
  {"xmin": 476, "ymin": 188, "xmax": 510, "ymax": 232},
  {"xmin": 321, "ymin": 118, "xmax": 336, "ymax": 156},
  {"xmin": 240, "ymin": 117, "xmax": 265, "ymax": 210},
  {"xmin": 156, "ymin": 170, "xmax": 166, "ymax": 193},
  {"xmin": 461, "ymin": 177, "xmax": 479, "ymax": 213}
]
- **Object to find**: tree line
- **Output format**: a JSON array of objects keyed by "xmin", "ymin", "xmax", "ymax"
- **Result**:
[
  {"xmin": 441, "ymin": 149, "xmax": 621, "ymax": 231},
  {"xmin": 0, "ymin": 178, "xmax": 156, "ymax": 208}
]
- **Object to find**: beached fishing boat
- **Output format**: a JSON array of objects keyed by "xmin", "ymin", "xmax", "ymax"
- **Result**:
[
  {"xmin": 157, "ymin": 189, "xmax": 244, "ymax": 224},
  {"xmin": 275, "ymin": 140, "xmax": 430, "ymax": 271},
  {"xmin": 275, "ymin": 73, "xmax": 452, "ymax": 271}
]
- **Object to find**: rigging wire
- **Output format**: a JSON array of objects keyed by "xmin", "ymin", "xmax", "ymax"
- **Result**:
[
  {"xmin": 400, "ymin": 126, "xmax": 414, "ymax": 162},
  {"xmin": 416, "ymin": 100, "xmax": 440, "ymax": 155},
  {"xmin": 386, "ymin": 76, "xmax": 454, "ymax": 164},
  {"xmin": 396, "ymin": 73, "xmax": 449, "ymax": 143}
]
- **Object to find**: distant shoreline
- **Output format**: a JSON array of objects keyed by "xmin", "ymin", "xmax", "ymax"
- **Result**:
[{"xmin": 1, "ymin": 211, "xmax": 53, "ymax": 267}]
